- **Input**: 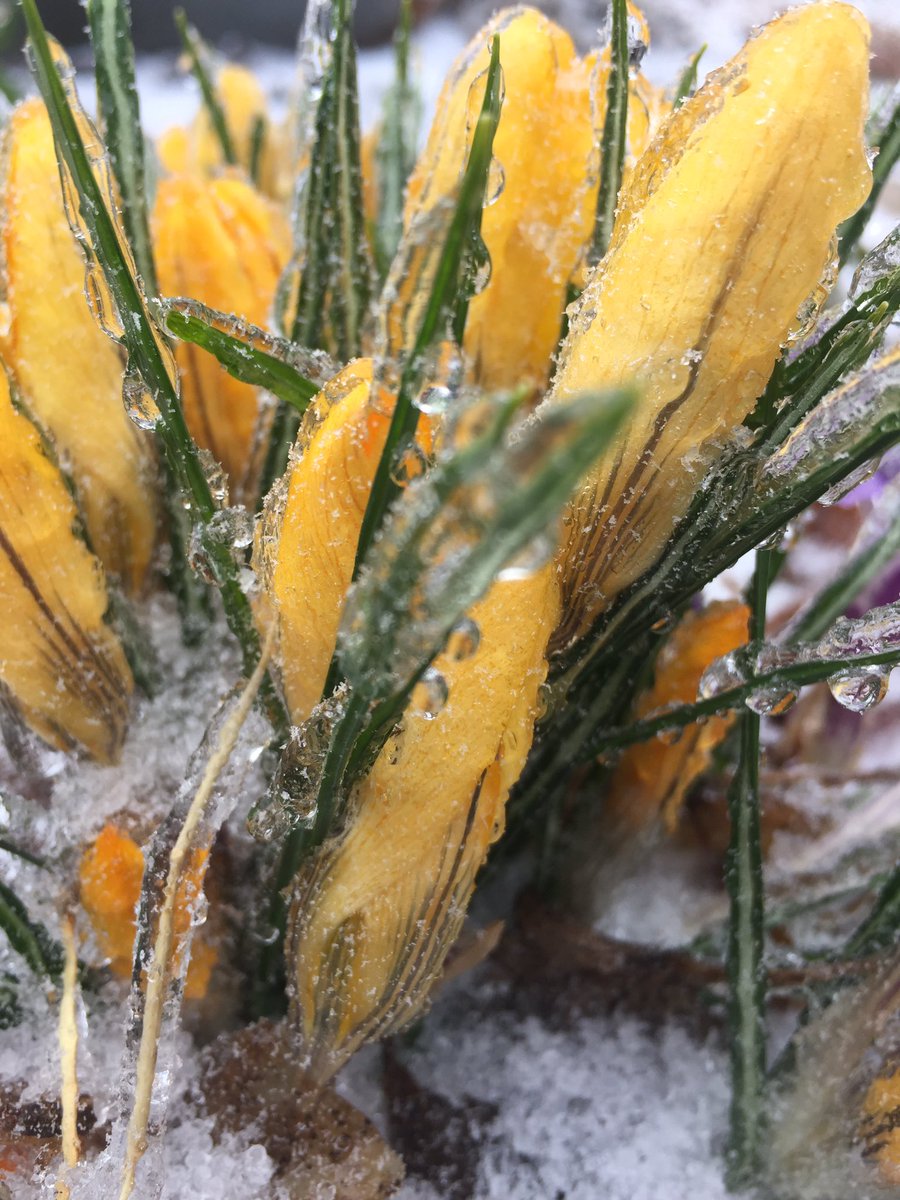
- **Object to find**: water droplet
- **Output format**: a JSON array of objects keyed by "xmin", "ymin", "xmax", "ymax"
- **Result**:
[
  {"xmin": 415, "ymin": 385, "xmax": 453, "ymax": 416},
  {"xmin": 827, "ymin": 666, "xmax": 890, "ymax": 712},
  {"xmin": 745, "ymin": 687, "xmax": 798, "ymax": 716},
  {"xmin": 699, "ymin": 651, "xmax": 746, "ymax": 700},
  {"xmin": 485, "ymin": 158, "xmax": 505, "ymax": 206},
  {"xmin": 412, "ymin": 668, "xmax": 448, "ymax": 720},
  {"xmin": 819, "ymin": 458, "xmax": 880, "ymax": 507},
  {"xmin": 122, "ymin": 370, "xmax": 160, "ymax": 430},
  {"xmin": 199, "ymin": 448, "xmax": 229, "ymax": 505},
  {"xmin": 472, "ymin": 252, "xmax": 492, "ymax": 296},
  {"xmin": 447, "ymin": 618, "xmax": 480, "ymax": 661},
  {"xmin": 390, "ymin": 442, "xmax": 428, "ymax": 487}
]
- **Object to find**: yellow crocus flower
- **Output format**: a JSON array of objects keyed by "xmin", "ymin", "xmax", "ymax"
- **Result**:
[
  {"xmin": 158, "ymin": 63, "xmax": 289, "ymax": 201},
  {"xmin": 404, "ymin": 5, "xmax": 662, "ymax": 393},
  {"xmin": 153, "ymin": 172, "xmax": 290, "ymax": 503},
  {"xmin": 289, "ymin": 566, "xmax": 558, "ymax": 1081},
  {"xmin": 602, "ymin": 601, "xmax": 748, "ymax": 840},
  {"xmin": 0, "ymin": 99, "xmax": 158, "ymax": 594},
  {"xmin": 550, "ymin": 2, "xmax": 872, "ymax": 649},
  {"xmin": 0, "ymin": 361, "xmax": 132, "ymax": 762},
  {"xmin": 79, "ymin": 823, "xmax": 216, "ymax": 999}
]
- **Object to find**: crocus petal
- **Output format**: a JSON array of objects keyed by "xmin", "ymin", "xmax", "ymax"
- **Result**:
[
  {"xmin": 404, "ymin": 7, "xmax": 597, "ymax": 391},
  {"xmin": 158, "ymin": 64, "xmax": 288, "ymax": 200},
  {"xmin": 602, "ymin": 601, "xmax": 748, "ymax": 841},
  {"xmin": 79, "ymin": 823, "xmax": 216, "ymax": 998},
  {"xmin": 153, "ymin": 173, "xmax": 290, "ymax": 503},
  {"xmin": 288, "ymin": 564, "xmax": 559, "ymax": 1081},
  {"xmin": 254, "ymin": 359, "xmax": 432, "ymax": 721},
  {"xmin": 551, "ymin": 3, "xmax": 872, "ymax": 648},
  {"xmin": 862, "ymin": 1066, "xmax": 900, "ymax": 1185},
  {"xmin": 0, "ymin": 362, "xmax": 132, "ymax": 762},
  {"xmin": 0, "ymin": 100, "xmax": 157, "ymax": 594}
]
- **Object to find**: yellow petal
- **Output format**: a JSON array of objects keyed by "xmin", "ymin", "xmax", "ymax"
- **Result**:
[
  {"xmin": 79, "ymin": 823, "xmax": 216, "ymax": 998},
  {"xmin": 0, "ymin": 99, "xmax": 158, "ymax": 594},
  {"xmin": 158, "ymin": 64, "xmax": 289, "ymax": 201},
  {"xmin": 0, "ymin": 362, "xmax": 132, "ymax": 762},
  {"xmin": 404, "ymin": 7, "xmax": 594, "ymax": 392},
  {"xmin": 603, "ymin": 601, "xmax": 748, "ymax": 841},
  {"xmin": 153, "ymin": 172, "xmax": 290, "ymax": 503},
  {"xmin": 404, "ymin": 6, "xmax": 661, "ymax": 393},
  {"xmin": 861, "ymin": 1065, "xmax": 900, "ymax": 1185},
  {"xmin": 551, "ymin": 3, "xmax": 872, "ymax": 648},
  {"xmin": 255, "ymin": 360, "xmax": 433, "ymax": 721},
  {"xmin": 289, "ymin": 563, "xmax": 560, "ymax": 1080}
]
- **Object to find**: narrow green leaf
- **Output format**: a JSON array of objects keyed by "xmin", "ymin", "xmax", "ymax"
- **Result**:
[
  {"xmin": 584, "ymin": 634, "xmax": 900, "ymax": 758},
  {"xmin": 0, "ymin": 878, "xmax": 63, "ymax": 979},
  {"xmin": 86, "ymin": 0, "xmax": 157, "ymax": 294},
  {"xmin": 86, "ymin": 0, "xmax": 210, "ymax": 628},
  {"xmin": 265, "ymin": 0, "xmax": 372, "ymax": 492},
  {"xmin": 842, "ymin": 865, "xmax": 900, "ymax": 960},
  {"xmin": 839, "ymin": 97, "xmax": 900, "ymax": 266},
  {"xmin": 591, "ymin": 0, "xmax": 629, "ymax": 265},
  {"xmin": 758, "ymin": 229, "xmax": 900, "ymax": 451},
  {"xmin": 373, "ymin": 0, "xmax": 420, "ymax": 275},
  {"xmin": 352, "ymin": 34, "xmax": 503, "ymax": 581},
  {"xmin": 725, "ymin": 553, "xmax": 769, "ymax": 1189},
  {"xmin": 165, "ymin": 305, "xmax": 320, "ymax": 414},
  {"xmin": 249, "ymin": 113, "xmax": 266, "ymax": 187},
  {"xmin": 21, "ymin": 0, "xmax": 285, "ymax": 729},
  {"xmin": 173, "ymin": 7, "xmax": 237, "ymax": 166},
  {"xmin": 788, "ymin": 481, "xmax": 900, "ymax": 645},
  {"xmin": 0, "ymin": 837, "xmax": 45, "ymax": 868},
  {"xmin": 674, "ymin": 43, "xmax": 706, "ymax": 108}
]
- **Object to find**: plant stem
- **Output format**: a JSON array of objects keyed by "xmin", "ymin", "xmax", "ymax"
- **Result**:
[
  {"xmin": 725, "ymin": 549, "xmax": 770, "ymax": 1187},
  {"xmin": 590, "ymin": 0, "xmax": 629, "ymax": 265}
]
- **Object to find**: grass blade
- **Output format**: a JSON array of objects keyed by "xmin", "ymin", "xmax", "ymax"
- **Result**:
[
  {"xmin": 590, "ymin": 0, "xmax": 629, "ymax": 265},
  {"xmin": 674, "ymin": 44, "xmax": 706, "ymax": 108},
  {"xmin": 165, "ymin": 304, "xmax": 320, "ymax": 414},
  {"xmin": 352, "ymin": 34, "xmax": 503, "ymax": 580},
  {"xmin": 725, "ymin": 552, "xmax": 769, "ymax": 1188},
  {"xmin": 0, "ymin": 878, "xmax": 63, "ymax": 979},
  {"xmin": 173, "ymin": 7, "xmax": 236, "ymax": 166},
  {"xmin": 373, "ymin": 0, "xmax": 420, "ymax": 275},
  {"xmin": 86, "ymin": 0, "xmax": 156, "ymax": 294}
]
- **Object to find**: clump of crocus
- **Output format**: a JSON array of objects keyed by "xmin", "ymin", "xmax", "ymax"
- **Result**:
[{"xmin": 2, "ymin": 0, "xmax": 899, "ymax": 1195}]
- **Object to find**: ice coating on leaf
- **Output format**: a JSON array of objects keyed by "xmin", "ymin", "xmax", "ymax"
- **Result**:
[
  {"xmin": 249, "ymin": 684, "xmax": 349, "ymax": 842},
  {"xmin": 549, "ymin": 2, "xmax": 872, "ymax": 649},
  {"xmin": 288, "ymin": 563, "xmax": 558, "ymax": 1082},
  {"xmin": 0, "ymin": 362, "xmax": 133, "ymax": 762},
  {"xmin": 850, "ymin": 223, "xmax": 900, "ymax": 300},
  {"xmin": 765, "ymin": 346, "xmax": 900, "ymax": 486},
  {"xmin": 698, "ymin": 602, "xmax": 900, "ymax": 716},
  {"xmin": 252, "ymin": 359, "xmax": 432, "ymax": 722},
  {"xmin": 403, "ymin": 5, "xmax": 660, "ymax": 392},
  {"xmin": 152, "ymin": 173, "xmax": 289, "ymax": 505},
  {"xmin": 0, "ymin": 100, "xmax": 157, "ymax": 593}
]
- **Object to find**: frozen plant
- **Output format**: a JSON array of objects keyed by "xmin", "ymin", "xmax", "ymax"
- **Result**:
[{"xmin": 0, "ymin": 0, "xmax": 899, "ymax": 1196}]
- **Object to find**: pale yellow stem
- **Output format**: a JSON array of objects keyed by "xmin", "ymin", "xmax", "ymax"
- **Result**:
[
  {"xmin": 118, "ymin": 632, "xmax": 273, "ymax": 1200},
  {"xmin": 55, "ymin": 910, "xmax": 81, "ymax": 1199}
]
